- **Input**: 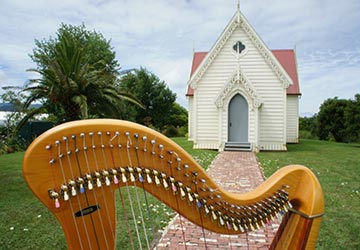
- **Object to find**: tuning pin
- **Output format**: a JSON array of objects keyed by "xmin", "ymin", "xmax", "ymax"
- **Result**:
[
  {"xmin": 71, "ymin": 185, "xmax": 77, "ymax": 196},
  {"xmin": 145, "ymin": 169, "xmax": 152, "ymax": 184},
  {"xmin": 211, "ymin": 210, "xmax": 217, "ymax": 221},
  {"xmin": 196, "ymin": 199, "xmax": 202, "ymax": 209},
  {"xmin": 112, "ymin": 169, "xmax": 119, "ymax": 184},
  {"xmin": 232, "ymin": 222, "xmax": 238, "ymax": 232},
  {"xmin": 204, "ymin": 204, "xmax": 210, "ymax": 215},
  {"xmin": 218, "ymin": 212, "xmax": 225, "ymax": 226},
  {"xmin": 193, "ymin": 193, "xmax": 201, "ymax": 208},
  {"xmin": 103, "ymin": 170, "xmax": 110, "ymax": 186},
  {"xmin": 120, "ymin": 168, "xmax": 127, "ymax": 182},
  {"xmin": 128, "ymin": 167, "xmax": 135, "ymax": 182},
  {"xmin": 113, "ymin": 175, "xmax": 119, "ymax": 184},
  {"xmin": 249, "ymin": 221, "xmax": 255, "ymax": 231},
  {"xmin": 94, "ymin": 172, "xmax": 102, "ymax": 188},
  {"xmin": 68, "ymin": 180, "xmax": 77, "ymax": 196},
  {"xmin": 286, "ymin": 201, "xmax": 293, "ymax": 209},
  {"xmin": 177, "ymin": 182, "xmax": 186, "ymax": 199},
  {"xmin": 169, "ymin": 177, "xmax": 177, "ymax": 194},
  {"xmin": 153, "ymin": 170, "xmax": 160, "ymax": 186},
  {"xmin": 161, "ymin": 173, "xmax": 169, "ymax": 190},
  {"xmin": 54, "ymin": 198, "xmax": 60, "ymax": 208},
  {"xmin": 187, "ymin": 189, "xmax": 194, "ymax": 204},
  {"xmin": 225, "ymin": 220, "xmax": 232, "ymax": 230},
  {"xmin": 60, "ymin": 184, "xmax": 69, "ymax": 201},
  {"xmin": 85, "ymin": 174, "xmax": 93, "ymax": 190},
  {"xmin": 49, "ymin": 190, "xmax": 60, "ymax": 208},
  {"xmin": 162, "ymin": 179, "xmax": 169, "ymax": 190},
  {"xmin": 136, "ymin": 168, "xmax": 144, "ymax": 183},
  {"xmin": 77, "ymin": 177, "xmax": 85, "ymax": 193},
  {"xmin": 239, "ymin": 223, "xmax": 245, "ymax": 233}
]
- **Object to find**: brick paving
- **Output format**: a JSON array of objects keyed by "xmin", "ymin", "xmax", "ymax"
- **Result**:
[{"xmin": 155, "ymin": 152, "xmax": 279, "ymax": 250}]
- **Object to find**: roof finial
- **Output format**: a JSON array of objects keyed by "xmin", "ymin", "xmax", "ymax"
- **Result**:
[{"xmin": 236, "ymin": 0, "xmax": 241, "ymax": 23}]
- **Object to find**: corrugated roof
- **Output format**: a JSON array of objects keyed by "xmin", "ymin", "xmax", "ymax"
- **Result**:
[
  {"xmin": 186, "ymin": 50, "xmax": 301, "ymax": 96},
  {"xmin": 272, "ymin": 50, "xmax": 301, "ymax": 95}
]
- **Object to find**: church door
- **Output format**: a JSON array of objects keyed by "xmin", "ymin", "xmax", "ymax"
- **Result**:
[{"xmin": 228, "ymin": 94, "xmax": 248, "ymax": 142}]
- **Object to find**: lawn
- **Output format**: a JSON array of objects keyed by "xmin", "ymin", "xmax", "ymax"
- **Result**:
[
  {"xmin": 1, "ymin": 138, "xmax": 358, "ymax": 249},
  {"xmin": 0, "ymin": 137, "xmax": 217, "ymax": 250},
  {"xmin": 257, "ymin": 139, "xmax": 360, "ymax": 250}
]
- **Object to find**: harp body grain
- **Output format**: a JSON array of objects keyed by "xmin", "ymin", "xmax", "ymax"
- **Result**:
[{"xmin": 23, "ymin": 119, "xmax": 324, "ymax": 249}]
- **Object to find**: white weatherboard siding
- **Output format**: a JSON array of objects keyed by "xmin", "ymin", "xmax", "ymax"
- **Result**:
[
  {"xmin": 187, "ymin": 96, "xmax": 194, "ymax": 141},
  {"xmin": 286, "ymin": 95, "xmax": 299, "ymax": 143},
  {"xmin": 192, "ymin": 24, "xmax": 288, "ymax": 151},
  {"xmin": 187, "ymin": 10, "xmax": 299, "ymax": 151}
]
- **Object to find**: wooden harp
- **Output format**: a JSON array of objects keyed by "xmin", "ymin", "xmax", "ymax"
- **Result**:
[{"xmin": 23, "ymin": 119, "xmax": 324, "ymax": 249}]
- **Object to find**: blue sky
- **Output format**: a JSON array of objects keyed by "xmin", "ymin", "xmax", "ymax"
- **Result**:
[{"xmin": 0, "ymin": 0, "xmax": 359, "ymax": 116}]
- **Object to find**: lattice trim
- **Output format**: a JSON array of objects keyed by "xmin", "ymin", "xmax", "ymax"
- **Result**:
[
  {"xmin": 215, "ymin": 69, "xmax": 262, "ymax": 109},
  {"xmin": 189, "ymin": 11, "xmax": 292, "ymax": 89}
]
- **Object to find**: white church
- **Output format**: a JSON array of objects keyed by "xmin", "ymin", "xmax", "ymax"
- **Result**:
[{"xmin": 186, "ymin": 7, "xmax": 301, "ymax": 152}]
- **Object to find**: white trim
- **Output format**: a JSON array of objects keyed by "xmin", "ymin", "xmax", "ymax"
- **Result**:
[
  {"xmin": 215, "ymin": 68, "xmax": 262, "ymax": 110},
  {"xmin": 254, "ymin": 107, "xmax": 260, "ymax": 152},
  {"xmin": 283, "ymin": 90, "xmax": 287, "ymax": 144},
  {"xmin": 188, "ymin": 10, "xmax": 293, "ymax": 90},
  {"xmin": 218, "ymin": 108, "xmax": 223, "ymax": 151},
  {"xmin": 193, "ymin": 92, "xmax": 198, "ymax": 144}
]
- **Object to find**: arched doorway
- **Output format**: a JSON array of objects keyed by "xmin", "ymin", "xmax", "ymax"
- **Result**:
[{"xmin": 228, "ymin": 94, "xmax": 248, "ymax": 142}]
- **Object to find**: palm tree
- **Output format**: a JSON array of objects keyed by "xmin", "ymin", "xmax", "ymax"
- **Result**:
[{"xmin": 19, "ymin": 28, "xmax": 141, "ymax": 129}]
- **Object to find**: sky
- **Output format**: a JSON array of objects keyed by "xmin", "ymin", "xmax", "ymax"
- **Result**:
[{"xmin": 0, "ymin": 0, "xmax": 359, "ymax": 116}]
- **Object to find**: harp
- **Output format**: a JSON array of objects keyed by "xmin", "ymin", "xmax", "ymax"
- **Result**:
[{"xmin": 23, "ymin": 119, "xmax": 324, "ymax": 249}]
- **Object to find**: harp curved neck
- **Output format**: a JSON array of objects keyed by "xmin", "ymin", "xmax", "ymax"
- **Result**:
[{"xmin": 23, "ymin": 119, "xmax": 324, "ymax": 249}]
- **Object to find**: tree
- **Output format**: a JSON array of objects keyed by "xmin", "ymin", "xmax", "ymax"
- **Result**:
[
  {"xmin": 169, "ymin": 103, "xmax": 188, "ymax": 128},
  {"xmin": 344, "ymin": 94, "xmax": 360, "ymax": 142},
  {"xmin": 316, "ymin": 97, "xmax": 349, "ymax": 142},
  {"xmin": 316, "ymin": 94, "xmax": 360, "ymax": 142},
  {"xmin": 0, "ymin": 88, "xmax": 28, "ymax": 153},
  {"xmin": 21, "ymin": 23, "xmax": 140, "ymax": 126},
  {"xmin": 119, "ymin": 68, "xmax": 177, "ymax": 130},
  {"xmin": 299, "ymin": 115, "xmax": 317, "ymax": 139}
]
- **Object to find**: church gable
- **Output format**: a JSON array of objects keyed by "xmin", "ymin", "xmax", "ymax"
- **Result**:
[
  {"xmin": 187, "ymin": 10, "xmax": 294, "ymax": 90},
  {"xmin": 186, "ymin": 8, "xmax": 301, "ymax": 151},
  {"xmin": 186, "ymin": 49, "xmax": 301, "ymax": 97},
  {"xmin": 215, "ymin": 68, "xmax": 263, "ymax": 110}
]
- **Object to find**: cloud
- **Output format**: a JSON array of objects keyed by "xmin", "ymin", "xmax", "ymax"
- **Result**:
[{"xmin": 0, "ymin": 0, "xmax": 359, "ymax": 114}]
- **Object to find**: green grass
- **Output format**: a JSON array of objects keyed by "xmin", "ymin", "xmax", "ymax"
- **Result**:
[
  {"xmin": 0, "ymin": 138, "xmax": 217, "ymax": 249},
  {"xmin": 257, "ymin": 139, "xmax": 360, "ymax": 250},
  {"xmin": 2, "ymin": 139, "xmax": 358, "ymax": 249},
  {"xmin": 171, "ymin": 137, "xmax": 218, "ymax": 169}
]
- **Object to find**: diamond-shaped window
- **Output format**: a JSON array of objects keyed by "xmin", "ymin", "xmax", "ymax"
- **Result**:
[{"xmin": 233, "ymin": 41, "xmax": 245, "ymax": 54}]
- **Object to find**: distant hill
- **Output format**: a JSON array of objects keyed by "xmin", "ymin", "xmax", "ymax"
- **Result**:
[{"xmin": 0, "ymin": 103, "xmax": 42, "ymax": 111}]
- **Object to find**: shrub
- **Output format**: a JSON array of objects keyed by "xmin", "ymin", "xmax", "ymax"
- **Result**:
[{"xmin": 163, "ymin": 125, "xmax": 179, "ymax": 137}]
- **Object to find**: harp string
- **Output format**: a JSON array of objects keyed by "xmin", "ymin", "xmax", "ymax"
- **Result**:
[
  {"xmin": 191, "ymin": 161, "xmax": 209, "ymax": 249},
  {"xmin": 48, "ymin": 143, "xmax": 84, "ymax": 249},
  {"xmin": 168, "ymin": 150, "xmax": 193, "ymax": 250},
  {"xmin": 133, "ymin": 135, "xmax": 157, "ymax": 249},
  {"xmin": 123, "ymin": 133, "xmax": 144, "ymax": 249},
  {"xmin": 173, "ymin": 151, "xmax": 190, "ymax": 250},
  {"xmin": 73, "ymin": 135, "xmax": 104, "ymax": 249},
  {"xmin": 158, "ymin": 141, "xmax": 190, "ymax": 249},
  {"xmin": 142, "ymin": 137, "xmax": 165, "ymax": 249},
  {"xmin": 23, "ymin": 120, "xmax": 324, "ymax": 250},
  {"xmin": 80, "ymin": 133, "xmax": 109, "ymax": 249},
  {"xmin": 125, "ymin": 132, "xmax": 151, "ymax": 249},
  {"xmin": 113, "ymin": 132, "xmax": 136, "ymax": 250},
  {"xmin": 97, "ymin": 132, "xmax": 119, "ymax": 248},
  {"xmin": 57, "ymin": 139, "xmax": 89, "ymax": 250}
]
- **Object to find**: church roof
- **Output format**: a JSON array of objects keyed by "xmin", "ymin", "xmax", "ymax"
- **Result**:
[
  {"xmin": 272, "ymin": 49, "xmax": 301, "ymax": 95},
  {"xmin": 186, "ymin": 49, "xmax": 301, "ymax": 96}
]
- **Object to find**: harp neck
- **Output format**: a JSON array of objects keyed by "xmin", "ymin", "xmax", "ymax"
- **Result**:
[{"xmin": 23, "ymin": 119, "xmax": 324, "ymax": 249}]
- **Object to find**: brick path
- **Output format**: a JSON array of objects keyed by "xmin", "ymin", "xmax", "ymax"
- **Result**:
[{"xmin": 156, "ymin": 152, "xmax": 279, "ymax": 250}]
